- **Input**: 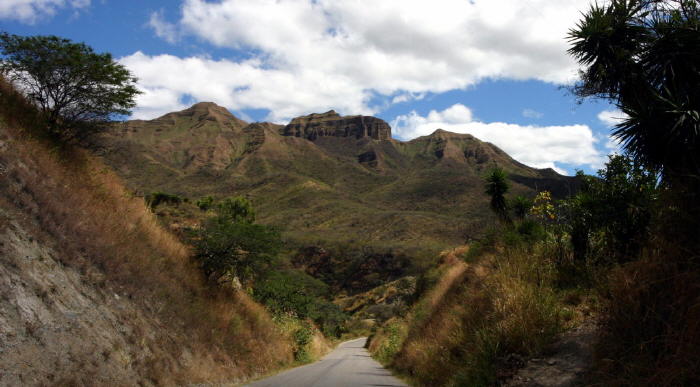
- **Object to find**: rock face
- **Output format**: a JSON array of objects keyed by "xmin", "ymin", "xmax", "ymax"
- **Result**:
[{"xmin": 282, "ymin": 110, "xmax": 392, "ymax": 141}]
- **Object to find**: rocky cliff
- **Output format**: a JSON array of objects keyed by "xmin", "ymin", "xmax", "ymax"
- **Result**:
[{"xmin": 282, "ymin": 110, "xmax": 392, "ymax": 141}]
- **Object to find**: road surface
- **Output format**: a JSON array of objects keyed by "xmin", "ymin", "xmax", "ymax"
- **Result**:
[{"xmin": 246, "ymin": 337, "xmax": 407, "ymax": 387}]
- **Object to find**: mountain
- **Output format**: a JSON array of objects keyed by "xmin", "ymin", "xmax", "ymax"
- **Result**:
[{"xmin": 95, "ymin": 102, "xmax": 576, "ymax": 251}]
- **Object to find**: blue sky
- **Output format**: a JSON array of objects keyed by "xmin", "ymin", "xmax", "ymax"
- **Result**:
[{"xmin": 0, "ymin": 0, "xmax": 625, "ymax": 175}]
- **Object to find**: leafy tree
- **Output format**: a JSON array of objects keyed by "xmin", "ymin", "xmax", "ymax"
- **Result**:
[
  {"xmin": 559, "ymin": 156, "xmax": 659, "ymax": 263},
  {"xmin": 568, "ymin": 0, "xmax": 700, "ymax": 180},
  {"xmin": 484, "ymin": 167, "xmax": 510, "ymax": 222},
  {"xmin": 194, "ymin": 200, "xmax": 280, "ymax": 284},
  {"xmin": 217, "ymin": 196, "xmax": 255, "ymax": 224},
  {"xmin": 0, "ymin": 33, "xmax": 140, "ymax": 140}
]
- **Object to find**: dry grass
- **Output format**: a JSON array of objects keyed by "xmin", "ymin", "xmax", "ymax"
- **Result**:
[
  {"xmin": 594, "ymin": 247, "xmax": 700, "ymax": 386},
  {"xmin": 369, "ymin": 243, "xmax": 569, "ymax": 386},
  {"xmin": 0, "ymin": 79, "xmax": 293, "ymax": 384}
]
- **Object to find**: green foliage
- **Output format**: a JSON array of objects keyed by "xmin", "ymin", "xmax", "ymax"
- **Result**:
[
  {"xmin": 145, "ymin": 191, "xmax": 182, "ymax": 209},
  {"xmin": 484, "ymin": 167, "xmax": 510, "ymax": 222},
  {"xmin": 254, "ymin": 270, "xmax": 323, "ymax": 316},
  {"xmin": 292, "ymin": 321, "xmax": 314, "ymax": 363},
  {"xmin": 0, "ymin": 33, "xmax": 140, "ymax": 140},
  {"xmin": 568, "ymin": 0, "xmax": 700, "ymax": 179},
  {"xmin": 253, "ymin": 269, "xmax": 347, "ymax": 337},
  {"xmin": 195, "ymin": 195, "xmax": 214, "ymax": 211},
  {"xmin": 558, "ymin": 155, "xmax": 659, "ymax": 263},
  {"xmin": 373, "ymin": 319, "xmax": 408, "ymax": 365},
  {"xmin": 193, "ymin": 206, "xmax": 281, "ymax": 284},
  {"xmin": 217, "ymin": 196, "xmax": 255, "ymax": 224},
  {"xmin": 510, "ymin": 195, "xmax": 532, "ymax": 220}
]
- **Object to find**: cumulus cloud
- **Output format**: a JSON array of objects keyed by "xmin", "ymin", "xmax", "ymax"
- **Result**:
[
  {"xmin": 119, "ymin": 52, "xmax": 374, "ymax": 121},
  {"xmin": 0, "ymin": 0, "xmax": 89, "ymax": 23},
  {"xmin": 129, "ymin": 0, "xmax": 592, "ymax": 120},
  {"xmin": 598, "ymin": 109, "xmax": 628, "ymax": 127},
  {"xmin": 148, "ymin": 10, "xmax": 179, "ymax": 44},
  {"xmin": 392, "ymin": 104, "xmax": 604, "ymax": 174}
]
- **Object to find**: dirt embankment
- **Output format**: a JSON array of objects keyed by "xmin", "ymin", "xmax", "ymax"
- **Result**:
[
  {"xmin": 0, "ymin": 80, "xmax": 293, "ymax": 385},
  {"xmin": 0, "ymin": 211, "xmax": 168, "ymax": 385}
]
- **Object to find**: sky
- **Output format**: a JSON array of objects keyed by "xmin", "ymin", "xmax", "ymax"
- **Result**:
[{"xmin": 0, "ymin": 0, "xmax": 628, "ymax": 175}]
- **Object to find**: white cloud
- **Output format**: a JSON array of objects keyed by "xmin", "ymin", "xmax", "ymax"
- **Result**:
[
  {"xmin": 0, "ymin": 0, "xmax": 89, "ymax": 23},
  {"xmin": 522, "ymin": 108, "xmax": 544, "ymax": 119},
  {"xmin": 392, "ymin": 104, "xmax": 604, "ymax": 174},
  {"xmin": 391, "ymin": 92, "xmax": 425, "ymax": 104},
  {"xmin": 119, "ymin": 52, "xmax": 374, "ymax": 122},
  {"xmin": 148, "ymin": 10, "xmax": 179, "ymax": 44},
  {"xmin": 130, "ymin": 0, "xmax": 593, "ymax": 120},
  {"xmin": 598, "ymin": 109, "xmax": 628, "ymax": 127}
]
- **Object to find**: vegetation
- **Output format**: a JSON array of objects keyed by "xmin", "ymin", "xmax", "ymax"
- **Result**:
[
  {"xmin": 484, "ymin": 167, "xmax": 510, "ymax": 222},
  {"xmin": 0, "ymin": 33, "xmax": 139, "ymax": 140},
  {"xmin": 369, "ymin": 3, "xmax": 700, "ymax": 381},
  {"xmin": 253, "ymin": 269, "xmax": 348, "ymax": 337},
  {"xmin": 0, "ymin": 77, "xmax": 293, "ymax": 384},
  {"xmin": 193, "ymin": 197, "xmax": 281, "ymax": 284},
  {"xmin": 568, "ymin": 0, "xmax": 699, "ymax": 181},
  {"xmin": 145, "ymin": 191, "xmax": 183, "ymax": 209},
  {"xmin": 568, "ymin": 1, "xmax": 700, "ymax": 384},
  {"xmin": 195, "ymin": 195, "xmax": 214, "ymax": 211}
]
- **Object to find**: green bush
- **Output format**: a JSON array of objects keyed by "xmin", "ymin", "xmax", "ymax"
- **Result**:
[
  {"xmin": 195, "ymin": 195, "xmax": 214, "ymax": 211},
  {"xmin": 253, "ymin": 269, "xmax": 347, "ymax": 337},
  {"xmin": 293, "ymin": 322, "xmax": 314, "ymax": 363},
  {"xmin": 217, "ymin": 196, "xmax": 255, "ymax": 224}
]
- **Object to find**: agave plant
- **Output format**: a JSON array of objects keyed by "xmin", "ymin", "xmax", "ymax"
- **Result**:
[{"xmin": 568, "ymin": 0, "xmax": 700, "ymax": 181}]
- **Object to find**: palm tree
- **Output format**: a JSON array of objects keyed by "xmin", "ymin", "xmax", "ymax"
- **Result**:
[{"xmin": 485, "ymin": 167, "xmax": 510, "ymax": 222}]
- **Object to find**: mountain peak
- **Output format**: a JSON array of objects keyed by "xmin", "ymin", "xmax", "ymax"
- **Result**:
[
  {"xmin": 155, "ymin": 101, "xmax": 248, "ymax": 128},
  {"xmin": 428, "ymin": 129, "xmax": 475, "ymax": 140},
  {"xmin": 283, "ymin": 111, "xmax": 391, "ymax": 141},
  {"xmin": 182, "ymin": 101, "xmax": 234, "ymax": 117}
]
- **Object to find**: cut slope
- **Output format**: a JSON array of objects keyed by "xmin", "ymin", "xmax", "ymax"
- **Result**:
[{"xmin": 0, "ymin": 81, "xmax": 293, "ymax": 385}]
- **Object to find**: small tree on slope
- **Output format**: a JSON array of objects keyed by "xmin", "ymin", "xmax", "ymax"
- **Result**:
[{"xmin": 0, "ymin": 33, "xmax": 140, "ymax": 140}]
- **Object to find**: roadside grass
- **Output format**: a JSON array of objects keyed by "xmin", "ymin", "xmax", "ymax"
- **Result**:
[{"xmin": 368, "ymin": 237, "xmax": 592, "ymax": 386}]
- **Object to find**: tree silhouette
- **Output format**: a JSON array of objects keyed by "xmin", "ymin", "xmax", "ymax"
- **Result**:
[{"xmin": 485, "ymin": 167, "xmax": 510, "ymax": 222}]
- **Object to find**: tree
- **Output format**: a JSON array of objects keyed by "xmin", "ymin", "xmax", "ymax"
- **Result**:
[
  {"xmin": 558, "ymin": 156, "xmax": 659, "ymax": 263},
  {"xmin": 567, "ymin": 0, "xmax": 700, "ymax": 181},
  {"xmin": 194, "ymin": 217, "xmax": 281, "ymax": 284},
  {"xmin": 0, "ymin": 33, "xmax": 140, "ymax": 140},
  {"xmin": 217, "ymin": 196, "xmax": 256, "ymax": 224},
  {"xmin": 193, "ymin": 197, "xmax": 278, "ymax": 284},
  {"xmin": 484, "ymin": 167, "xmax": 510, "ymax": 222}
]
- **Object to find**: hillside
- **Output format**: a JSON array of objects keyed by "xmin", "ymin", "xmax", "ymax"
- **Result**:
[
  {"xmin": 94, "ymin": 103, "xmax": 577, "ymax": 251},
  {"xmin": 0, "ymin": 82, "xmax": 297, "ymax": 385}
]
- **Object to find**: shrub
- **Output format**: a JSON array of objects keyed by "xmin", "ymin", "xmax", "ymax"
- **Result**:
[
  {"xmin": 253, "ymin": 269, "xmax": 347, "ymax": 338},
  {"xmin": 196, "ymin": 195, "xmax": 214, "ymax": 211},
  {"xmin": 292, "ymin": 322, "xmax": 314, "ymax": 363},
  {"xmin": 217, "ymin": 196, "xmax": 255, "ymax": 224},
  {"xmin": 145, "ymin": 192, "xmax": 182, "ymax": 209}
]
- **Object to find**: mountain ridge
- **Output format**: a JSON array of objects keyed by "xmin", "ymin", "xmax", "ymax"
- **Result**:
[{"xmin": 95, "ymin": 102, "xmax": 577, "ymax": 251}]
